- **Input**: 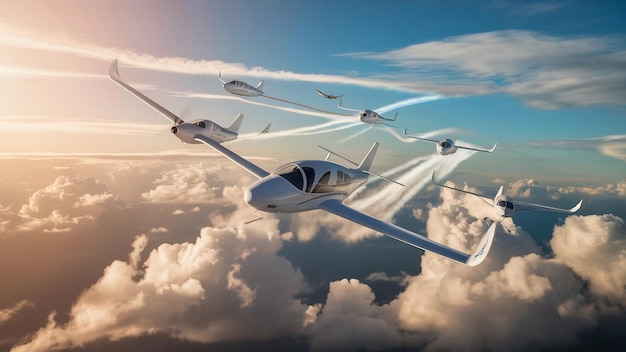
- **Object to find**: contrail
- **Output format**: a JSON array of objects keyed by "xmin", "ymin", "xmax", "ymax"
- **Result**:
[
  {"xmin": 339, "ymin": 125, "xmax": 373, "ymax": 142},
  {"xmin": 375, "ymin": 95, "xmax": 445, "ymax": 114},
  {"xmin": 235, "ymin": 120, "xmax": 362, "ymax": 142},
  {"xmin": 347, "ymin": 148, "xmax": 476, "ymax": 220}
]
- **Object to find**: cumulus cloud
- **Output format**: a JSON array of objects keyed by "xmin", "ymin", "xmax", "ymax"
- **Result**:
[
  {"xmin": 551, "ymin": 214, "xmax": 626, "ymax": 304},
  {"xmin": 559, "ymin": 180, "xmax": 626, "ymax": 197},
  {"xmin": 0, "ymin": 175, "xmax": 124, "ymax": 234},
  {"xmin": 307, "ymin": 184, "xmax": 625, "ymax": 351},
  {"xmin": 11, "ymin": 190, "xmax": 309, "ymax": 352},
  {"xmin": 141, "ymin": 163, "xmax": 225, "ymax": 204}
]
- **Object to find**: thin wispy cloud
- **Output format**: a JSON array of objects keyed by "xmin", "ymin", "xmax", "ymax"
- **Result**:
[
  {"xmin": 343, "ymin": 30, "xmax": 626, "ymax": 108},
  {"xmin": 512, "ymin": 134, "xmax": 626, "ymax": 161}
]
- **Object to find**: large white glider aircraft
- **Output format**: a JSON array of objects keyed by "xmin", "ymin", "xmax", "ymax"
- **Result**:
[
  {"xmin": 338, "ymin": 98, "xmax": 398, "ymax": 125},
  {"xmin": 110, "ymin": 60, "xmax": 244, "ymax": 144},
  {"xmin": 404, "ymin": 129, "xmax": 497, "ymax": 155},
  {"xmin": 432, "ymin": 172, "xmax": 583, "ymax": 220},
  {"xmin": 218, "ymin": 72, "xmax": 264, "ymax": 97}
]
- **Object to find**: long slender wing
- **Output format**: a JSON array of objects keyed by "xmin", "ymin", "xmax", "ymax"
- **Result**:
[
  {"xmin": 457, "ymin": 143, "xmax": 498, "ymax": 153},
  {"xmin": 337, "ymin": 97, "xmax": 360, "ymax": 112},
  {"xmin": 514, "ymin": 199, "xmax": 583, "ymax": 213},
  {"xmin": 403, "ymin": 129, "xmax": 438, "ymax": 143},
  {"xmin": 319, "ymin": 199, "xmax": 496, "ymax": 266},
  {"xmin": 194, "ymin": 134, "xmax": 269, "ymax": 179},
  {"xmin": 109, "ymin": 59, "xmax": 184, "ymax": 125},
  {"xmin": 431, "ymin": 171, "xmax": 494, "ymax": 204}
]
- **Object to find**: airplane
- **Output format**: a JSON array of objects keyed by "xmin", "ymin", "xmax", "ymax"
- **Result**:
[
  {"xmin": 404, "ymin": 129, "xmax": 497, "ymax": 155},
  {"xmin": 110, "ymin": 60, "xmax": 498, "ymax": 267},
  {"xmin": 316, "ymin": 89, "xmax": 344, "ymax": 100},
  {"xmin": 218, "ymin": 72, "xmax": 264, "ymax": 96},
  {"xmin": 338, "ymin": 98, "xmax": 398, "ymax": 125},
  {"xmin": 109, "ymin": 60, "xmax": 244, "ymax": 144},
  {"xmin": 431, "ymin": 171, "xmax": 583, "ymax": 220},
  {"xmin": 259, "ymin": 123, "xmax": 271, "ymax": 134}
]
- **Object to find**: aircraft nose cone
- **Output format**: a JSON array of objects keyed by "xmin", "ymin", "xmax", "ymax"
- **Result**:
[{"xmin": 244, "ymin": 188, "xmax": 252, "ymax": 204}]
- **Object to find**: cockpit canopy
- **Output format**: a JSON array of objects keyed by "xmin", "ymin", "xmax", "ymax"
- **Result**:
[
  {"xmin": 273, "ymin": 162, "xmax": 364, "ymax": 194},
  {"xmin": 497, "ymin": 200, "xmax": 514, "ymax": 209},
  {"xmin": 439, "ymin": 140, "xmax": 452, "ymax": 149}
]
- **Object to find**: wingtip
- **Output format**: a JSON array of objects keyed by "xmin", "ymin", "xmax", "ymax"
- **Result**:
[
  {"xmin": 489, "ymin": 142, "xmax": 498, "ymax": 153},
  {"xmin": 466, "ymin": 222, "xmax": 497, "ymax": 267},
  {"xmin": 570, "ymin": 199, "xmax": 583, "ymax": 213},
  {"xmin": 109, "ymin": 59, "xmax": 120, "ymax": 80}
]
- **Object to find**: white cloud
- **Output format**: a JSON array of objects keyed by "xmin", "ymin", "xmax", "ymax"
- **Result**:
[
  {"xmin": 0, "ymin": 300, "xmax": 34, "ymax": 325},
  {"xmin": 141, "ymin": 163, "xmax": 224, "ymax": 204},
  {"xmin": 11, "ymin": 193, "xmax": 308, "ymax": 352},
  {"xmin": 0, "ymin": 175, "xmax": 124, "ymax": 234},
  {"xmin": 551, "ymin": 214, "xmax": 626, "ymax": 304},
  {"xmin": 345, "ymin": 30, "xmax": 626, "ymax": 108}
]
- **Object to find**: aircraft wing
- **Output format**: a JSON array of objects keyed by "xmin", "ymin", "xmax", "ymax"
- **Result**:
[
  {"xmin": 432, "ymin": 171, "xmax": 494, "ymax": 203},
  {"xmin": 193, "ymin": 134, "xmax": 270, "ymax": 179},
  {"xmin": 457, "ymin": 143, "xmax": 498, "ymax": 153},
  {"xmin": 319, "ymin": 199, "xmax": 496, "ymax": 266},
  {"xmin": 109, "ymin": 59, "xmax": 184, "ymax": 125},
  {"xmin": 514, "ymin": 199, "xmax": 583, "ymax": 213},
  {"xmin": 403, "ymin": 129, "xmax": 438, "ymax": 143}
]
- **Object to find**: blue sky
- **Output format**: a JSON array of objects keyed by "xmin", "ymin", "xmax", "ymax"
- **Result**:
[{"xmin": 2, "ymin": 0, "xmax": 624, "ymax": 185}]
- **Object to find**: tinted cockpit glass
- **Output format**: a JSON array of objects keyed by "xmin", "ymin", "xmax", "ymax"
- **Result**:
[
  {"xmin": 302, "ymin": 167, "xmax": 315, "ymax": 192},
  {"xmin": 275, "ymin": 164, "xmax": 304, "ymax": 191},
  {"xmin": 498, "ymin": 200, "xmax": 507, "ymax": 207},
  {"xmin": 506, "ymin": 202, "xmax": 514, "ymax": 209}
]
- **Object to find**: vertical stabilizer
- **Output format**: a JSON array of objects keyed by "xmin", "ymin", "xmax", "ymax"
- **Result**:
[
  {"xmin": 357, "ymin": 142, "xmax": 379, "ymax": 171},
  {"xmin": 227, "ymin": 113, "xmax": 244, "ymax": 133},
  {"xmin": 257, "ymin": 80, "xmax": 264, "ymax": 91},
  {"xmin": 495, "ymin": 186, "xmax": 504, "ymax": 199}
]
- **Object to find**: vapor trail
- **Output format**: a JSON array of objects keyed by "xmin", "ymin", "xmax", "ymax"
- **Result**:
[
  {"xmin": 375, "ymin": 95, "xmax": 445, "ymax": 114},
  {"xmin": 339, "ymin": 125, "xmax": 373, "ymax": 142}
]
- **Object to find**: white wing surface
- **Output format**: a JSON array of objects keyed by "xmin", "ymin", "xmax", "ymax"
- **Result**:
[
  {"xmin": 432, "ymin": 171, "xmax": 494, "ymax": 204},
  {"xmin": 319, "ymin": 199, "xmax": 496, "ymax": 266},
  {"xmin": 457, "ymin": 143, "xmax": 498, "ymax": 153},
  {"xmin": 514, "ymin": 199, "xmax": 583, "ymax": 213},
  {"xmin": 109, "ymin": 59, "xmax": 184, "ymax": 125},
  {"xmin": 193, "ymin": 134, "xmax": 269, "ymax": 179},
  {"xmin": 403, "ymin": 129, "xmax": 438, "ymax": 143}
]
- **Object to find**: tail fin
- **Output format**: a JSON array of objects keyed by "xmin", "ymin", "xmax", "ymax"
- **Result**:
[
  {"xmin": 391, "ymin": 112, "xmax": 398, "ymax": 121},
  {"xmin": 227, "ymin": 113, "xmax": 244, "ymax": 133},
  {"xmin": 357, "ymin": 142, "xmax": 379, "ymax": 171},
  {"xmin": 495, "ymin": 186, "xmax": 504, "ymax": 199},
  {"xmin": 257, "ymin": 80, "xmax": 264, "ymax": 91}
]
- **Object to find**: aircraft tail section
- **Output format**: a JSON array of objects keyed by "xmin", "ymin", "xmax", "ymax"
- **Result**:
[
  {"xmin": 495, "ymin": 186, "xmax": 504, "ymax": 199},
  {"xmin": 357, "ymin": 142, "xmax": 379, "ymax": 171},
  {"xmin": 391, "ymin": 112, "xmax": 398, "ymax": 121},
  {"xmin": 227, "ymin": 113, "xmax": 244, "ymax": 133},
  {"xmin": 257, "ymin": 80, "xmax": 264, "ymax": 90}
]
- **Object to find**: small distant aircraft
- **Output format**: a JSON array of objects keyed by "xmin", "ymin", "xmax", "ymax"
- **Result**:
[
  {"xmin": 404, "ymin": 129, "xmax": 497, "ymax": 155},
  {"xmin": 109, "ymin": 59, "xmax": 244, "ymax": 144},
  {"xmin": 432, "ymin": 171, "xmax": 583, "ymax": 220},
  {"xmin": 192, "ymin": 138, "xmax": 496, "ymax": 266},
  {"xmin": 259, "ymin": 123, "xmax": 271, "ymax": 134},
  {"xmin": 338, "ymin": 98, "xmax": 398, "ymax": 125},
  {"xmin": 218, "ymin": 72, "xmax": 264, "ymax": 96},
  {"xmin": 316, "ymin": 89, "xmax": 343, "ymax": 100}
]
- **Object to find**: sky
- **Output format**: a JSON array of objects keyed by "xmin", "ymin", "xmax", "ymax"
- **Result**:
[{"xmin": 1, "ymin": 1, "xmax": 625, "ymax": 351}]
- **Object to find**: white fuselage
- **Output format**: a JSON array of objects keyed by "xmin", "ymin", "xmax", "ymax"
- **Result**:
[
  {"xmin": 494, "ymin": 195, "xmax": 515, "ymax": 218},
  {"xmin": 359, "ymin": 110, "xmax": 388, "ymax": 124},
  {"xmin": 223, "ymin": 80, "xmax": 263, "ymax": 97},
  {"xmin": 170, "ymin": 119, "xmax": 237, "ymax": 144},
  {"xmin": 436, "ymin": 139, "xmax": 459, "ymax": 155},
  {"xmin": 244, "ymin": 160, "xmax": 368, "ymax": 213}
]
